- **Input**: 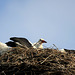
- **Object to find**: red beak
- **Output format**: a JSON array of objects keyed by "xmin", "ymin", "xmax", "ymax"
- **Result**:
[{"xmin": 42, "ymin": 40, "xmax": 47, "ymax": 43}]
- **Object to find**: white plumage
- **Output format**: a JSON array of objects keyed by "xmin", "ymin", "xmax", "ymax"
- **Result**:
[
  {"xmin": 59, "ymin": 49, "xmax": 66, "ymax": 53},
  {"xmin": 33, "ymin": 38, "xmax": 47, "ymax": 49},
  {"xmin": 6, "ymin": 37, "xmax": 47, "ymax": 49},
  {"xmin": 0, "ymin": 42, "xmax": 11, "ymax": 55},
  {"xmin": 0, "ymin": 37, "xmax": 47, "ymax": 55}
]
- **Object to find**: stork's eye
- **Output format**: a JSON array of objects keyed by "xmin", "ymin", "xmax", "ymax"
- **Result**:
[{"xmin": 39, "ymin": 39, "xmax": 41, "ymax": 41}]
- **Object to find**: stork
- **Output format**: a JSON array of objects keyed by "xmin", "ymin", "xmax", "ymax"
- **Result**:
[
  {"xmin": 0, "ymin": 42, "xmax": 11, "ymax": 55},
  {"xmin": 6, "ymin": 37, "xmax": 47, "ymax": 49}
]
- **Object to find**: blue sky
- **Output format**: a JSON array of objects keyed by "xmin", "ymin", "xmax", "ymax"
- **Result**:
[{"xmin": 0, "ymin": 0, "xmax": 75, "ymax": 49}]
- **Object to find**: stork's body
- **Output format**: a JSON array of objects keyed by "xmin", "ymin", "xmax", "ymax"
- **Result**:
[
  {"xmin": 0, "ymin": 42, "xmax": 11, "ymax": 55},
  {"xmin": 33, "ymin": 43, "xmax": 43, "ymax": 49},
  {"xmin": 0, "ymin": 37, "xmax": 47, "ymax": 55},
  {"xmin": 6, "ymin": 37, "xmax": 47, "ymax": 49}
]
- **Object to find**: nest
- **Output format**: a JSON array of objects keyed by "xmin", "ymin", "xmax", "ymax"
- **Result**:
[{"xmin": 0, "ymin": 47, "xmax": 75, "ymax": 75}]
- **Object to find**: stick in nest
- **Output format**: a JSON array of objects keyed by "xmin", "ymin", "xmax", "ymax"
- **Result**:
[{"xmin": 40, "ymin": 54, "xmax": 53, "ymax": 64}]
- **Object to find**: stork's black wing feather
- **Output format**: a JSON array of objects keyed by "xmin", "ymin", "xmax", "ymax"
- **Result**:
[
  {"xmin": 10, "ymin": 37, "xmax": 32, "ymax": 48},
  {"xmin": 6, "ymin": 41, "xmax": 17, "ymax": 47}
]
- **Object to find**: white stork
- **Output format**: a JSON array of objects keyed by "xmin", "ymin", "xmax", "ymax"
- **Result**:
[
  {"xmin": 0, "ymin": 37, "xmax": 47, "ymax": 55},
  {"xmin": 0, "ymin": 42, "xmax": 11, "ymax": 55},
  {"xmin": 6, "ymin": 37, "xmax": 47, "ymax": 49}
]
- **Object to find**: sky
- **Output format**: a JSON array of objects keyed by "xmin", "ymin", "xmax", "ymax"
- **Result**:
[{"xmin": 0, "ymin": 0, "xmax": 75, "ymax": 49}]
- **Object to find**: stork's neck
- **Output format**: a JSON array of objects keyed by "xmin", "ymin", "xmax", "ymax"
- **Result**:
[
  {"xmin": 38, "ymin": 43, "xmax": 43, "ymax": 49},
  {"xmin": 33, "ymin": 42, "xmax": 43, "ymax": 49}
]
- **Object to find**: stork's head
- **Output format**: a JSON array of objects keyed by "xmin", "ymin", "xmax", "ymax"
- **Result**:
[
  {"xmin": 33, "ymin": 38, "xmax": 47, "ymax": 49},
  {"xmin": 39, "ymin": 38, "xmax": 47, "ymax": 43}
]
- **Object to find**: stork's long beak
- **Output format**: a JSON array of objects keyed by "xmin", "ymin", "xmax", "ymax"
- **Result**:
[{"xmin": 42, "ymin": 40, "xmax": 47, "ymax": 43}]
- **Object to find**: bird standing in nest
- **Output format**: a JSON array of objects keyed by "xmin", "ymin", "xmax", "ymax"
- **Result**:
[
  {"xmin": 0, "ymin": 37, "xmax": 47, "ymax": 55},
  {"xmin": 6, "ymin": 37, "xmax": 47, "ymax": 49}
]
